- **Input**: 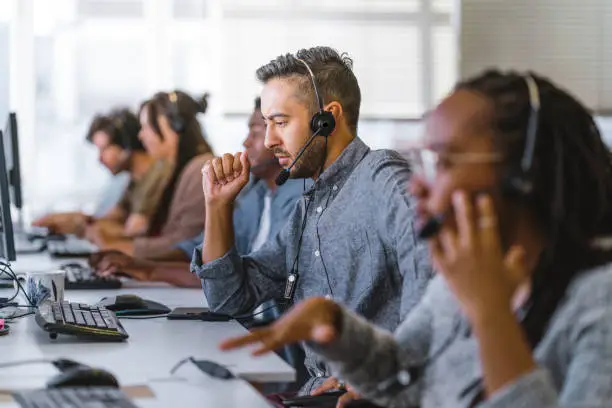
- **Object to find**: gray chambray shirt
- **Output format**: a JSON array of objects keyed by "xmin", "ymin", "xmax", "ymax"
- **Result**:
[{"xmin": 191, "ymin": 137, "xmax": 433, "ymax": 393}]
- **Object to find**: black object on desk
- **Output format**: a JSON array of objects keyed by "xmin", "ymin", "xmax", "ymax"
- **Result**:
[
  {"xmin": 35, "ymin": 300, "xmax": 129, "ymax": 341},
  {"xmin": 171, "ymin": 356, "xmax": 236, "ymax": 380},
  {"xmin": 12, "ymin": 387, "xmax": 139, "ymax": 408},
  {"xmin": 167, "ymin": 307, "xmax": 231, "ymax": 321},
  {"xmin": 98, "ymin": 294, "xmax": 171, "ymax": 316},
  {"xmin": 48, "ymin": 365, "xmax": 119, "ymax": 388},
  {"xmin": 281, "ymin": 391, "xmax": 384, "ymax": 408}
]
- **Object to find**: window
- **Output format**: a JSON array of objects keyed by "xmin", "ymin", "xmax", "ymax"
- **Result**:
[{"xmin": 8, "ymin": 0, "xmax": 457, "ymax": 214}]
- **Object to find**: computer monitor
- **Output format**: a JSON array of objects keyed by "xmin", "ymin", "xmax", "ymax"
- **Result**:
[
  {"xmin": 0, "ymin": 130, "xmax": 16, "ymax": 262},
  {"xmin": 4, "ymin": 112, "xmax": 22, "ymax": 210}
]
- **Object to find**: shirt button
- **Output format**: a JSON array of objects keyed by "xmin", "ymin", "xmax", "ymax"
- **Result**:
[
  {"xmin": 314, "ymin": 250, "xmax": 320, "ymax": 257},
  {"xmin": 332, "ymin": 185, "xmax": 338, "ymax": 191},
  {"xmin": 316, "ymin": 206, "xmax": 323, "ymax": 213}
]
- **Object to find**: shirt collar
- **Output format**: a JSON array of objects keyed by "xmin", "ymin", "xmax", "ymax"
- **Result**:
[{"xmin": 308, "ymin": 137, "xmax": 370, "ymax": 192}]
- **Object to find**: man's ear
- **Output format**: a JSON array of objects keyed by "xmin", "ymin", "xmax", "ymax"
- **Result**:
[
  {"xmin": 324, "ymin": 101, "xmax": 343, "ymax": 121},
  {"xmin": 324, "ymin": 101, "xmax": 343, "ymax": 136}
]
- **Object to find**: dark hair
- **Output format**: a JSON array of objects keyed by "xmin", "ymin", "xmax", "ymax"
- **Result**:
[
  {"xmin": 256, "ymin": 46, "xmax": 361, "ymax": 134},
  {"xmin": 254, "ymin": 96, "xmax": 261, "ymax": 111},
  {"xmin": 457, "ymin": 69, "xmax": 612, "ymax": 405},
  {"xmin": 86, "ymin": 108, "xmax": 144, "ymax": 152},
  {"xmin": 140, "ymin": 90, "xmax": 213, "ymax": 234}
]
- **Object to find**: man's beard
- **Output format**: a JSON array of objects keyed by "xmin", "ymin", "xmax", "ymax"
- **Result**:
[{"xmin": 288, "ymin": 138, "xmax": 327, "ymax": 179}]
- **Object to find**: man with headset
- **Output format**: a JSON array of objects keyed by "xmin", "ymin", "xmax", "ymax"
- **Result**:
[
  {"xmin": 33, "ymin": 108, "xmax": 168, "ymax": 238},
  {"xmin": 193, "ymin": 46, "xmax": 433, "ymax": 402}
]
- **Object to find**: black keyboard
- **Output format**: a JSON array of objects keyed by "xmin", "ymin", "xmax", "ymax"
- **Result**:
[
  {"xmin": 13, "ymin": 387, "xmax": 139, "ymax": 408},
  {"xmin": 62, "ymin": 264, "xmax": 122, "ymax": 290},
  {"xmin": 47, "ymin": 238, "xmax": 98, "ymax": 258},
  {"xmin": 35, "ymin": 301, "xmax": 129, "ymax": 341}
]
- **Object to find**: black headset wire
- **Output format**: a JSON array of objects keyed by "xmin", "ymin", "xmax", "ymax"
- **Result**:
[{"xmin": 316, "ymin": 136, "xmax": 334, "ymax": 297}]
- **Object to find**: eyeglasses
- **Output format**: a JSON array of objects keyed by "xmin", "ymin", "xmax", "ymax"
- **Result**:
[{"xmin": 406, "ymin": 148, "xmax": 503, "ymax": 182}]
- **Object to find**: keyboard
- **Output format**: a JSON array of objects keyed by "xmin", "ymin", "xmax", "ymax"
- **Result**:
[
  {"xmin": 62, "ymin": 264, "xmax": 122, "ymax": 290},
  {"xmin": 13, "ymin": 387, "xmax": 139, "ymax": 408},
  {"xmin": 35, "ymin": 301, "xmax": 129, "ymax": 341},
  {"xmin": 14, "ymin": 237, "xmax": 45, "ymax": 254},
  {"xmin": 47, "ymin": 238, "xmax": 98, "ymax": 258}
]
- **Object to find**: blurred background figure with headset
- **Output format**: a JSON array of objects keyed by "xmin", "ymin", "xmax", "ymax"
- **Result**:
[
  {"xmin": 89, "ymin": 96, "xmax": 306, "ymax": 288},
  {"xmin": 32, "ymin": 108, "xmax": 164, "ymax": 238},
  {"xmin": 90, "ymin": 91, "xmax": 214, "ymax": 258}
]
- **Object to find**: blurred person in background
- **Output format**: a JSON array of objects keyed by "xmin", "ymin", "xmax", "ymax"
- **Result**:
[
  {"xmin": 33, "ymin": 108, "xmax": 162, "ymax": 238},
  {"xmin": 90, "ymin": 97, "xmax": 306, "ymax": 287},
  {"xmin": 89, "ymin": 91, "xmax": 214, "ymax": 258}
]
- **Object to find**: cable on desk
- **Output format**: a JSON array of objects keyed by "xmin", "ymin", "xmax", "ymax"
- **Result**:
[
  {"xmin": 4, "ymin": 310, "xmax": 35, "ymax": 321},
  {"xmin": 0, "ymin": 261, "xmax": 34, "ymax": 307},
  {"xmin": 0, "ymin": 359, "xmax": 55, "ymax": 369}
]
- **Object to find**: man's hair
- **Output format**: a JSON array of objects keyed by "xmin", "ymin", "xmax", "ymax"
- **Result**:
[
  {"xmin": 86, "ymin": 108, "xmax": 144, "ymax": 152},
  {"xmin": 256, "ymin": 46, "xmax": 361, "ymax": 134},
  {"xmin": 457, "ymin": 69, "xmax": 612, "ymax": 404}
]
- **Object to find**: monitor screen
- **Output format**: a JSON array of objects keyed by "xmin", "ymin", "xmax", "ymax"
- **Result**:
[
  {"xmin": 4, "ymin": 113, "xmax": 22, "ymax": 209},
  {"xmin": 0, "ymin": 130, "xmax": 16, "ymax": 262}
]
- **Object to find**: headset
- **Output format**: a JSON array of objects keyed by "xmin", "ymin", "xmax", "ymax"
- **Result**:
[
  {"xmin": 417, "ymin": 75, "xmax": 541, "ymax": 239},
  {"xmin": 394, "ymin": 75, "xmax": 542, "ymax": 401},
  {"xmin": 275, "ymin": 57, "xmax": 336, "ymax": 186},
  {"xmin": 281, "ymin": 56, "xmax": 339, "ymax": 301},
  {"xmin": 167, "ymin": 91, "xmax": 186, "ymax": 134},
  {"xmin": 501, "ymin": 75, "xmax": 540, "ymax": 197}
]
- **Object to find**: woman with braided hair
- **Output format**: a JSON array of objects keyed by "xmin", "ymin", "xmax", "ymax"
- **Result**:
[{"xmin": 220, "ymin": 70, "xmax": 612, "ymax": 408}]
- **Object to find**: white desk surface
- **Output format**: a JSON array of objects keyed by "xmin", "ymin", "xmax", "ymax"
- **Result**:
[{"xmin": 0, "ymin": 252, "xmax": 294, "ymax": 407}]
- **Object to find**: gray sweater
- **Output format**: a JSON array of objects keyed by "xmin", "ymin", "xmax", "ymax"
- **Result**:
[
  {"xmin": 313, "ymin": 264, "xmax": 612, "ymax": 407},
  {"xmin": 192, "ymin": 137, "xmax": 433, "ymax": 392}
]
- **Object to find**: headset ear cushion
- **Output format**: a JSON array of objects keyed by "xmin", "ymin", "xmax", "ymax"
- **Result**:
[
  {"xmin": 310, "ymin": 111, "xmax": 336, "ymax": 137},
  {"xmin": 503, "ymin": 169, "xmax": 534, "ymax": 198},
  {"xmin": 171, "ymin": 118, "xmax": 184, "ymax": 133}
]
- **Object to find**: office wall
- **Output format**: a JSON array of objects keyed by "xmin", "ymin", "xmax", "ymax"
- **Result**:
[{"xmin": 460, "ymin": 0, "xmax": 612, "ymax": 113}]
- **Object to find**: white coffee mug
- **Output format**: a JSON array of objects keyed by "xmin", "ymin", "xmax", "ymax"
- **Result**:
[{"xmin": 15, "ymin": 270, "xmax": 65, "ymax": 306}]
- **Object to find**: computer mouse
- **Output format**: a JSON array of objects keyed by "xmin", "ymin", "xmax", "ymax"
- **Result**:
[
  {"xmin": 97, "ymin": 294, "xmax": 171, "ymax": 315},
  {"xmin": 98, "ymin": 294, "xmax": 148, "ymax": 311},
  {"xmin": 47, "ymin": 366, "xmax": 119, "ymax": 389}
]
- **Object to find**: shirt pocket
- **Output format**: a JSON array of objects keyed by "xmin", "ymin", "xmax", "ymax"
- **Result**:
[{"xmin": 318, "ymin": 224, "xmax": 373, "ymax": 300}]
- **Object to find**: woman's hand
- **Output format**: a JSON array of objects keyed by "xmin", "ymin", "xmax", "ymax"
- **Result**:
[
  {"xmin": 430, "ymin": 192, "xmax": 529, "ymax": 322},
  {"xmin": 219, "ymin": 297, "xmax": 341, "ymax": 356}
]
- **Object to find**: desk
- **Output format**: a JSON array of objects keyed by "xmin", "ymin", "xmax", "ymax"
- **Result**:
[
  {"xmin": 0, "ymin": 380, "xmax": 276, "ymax": 408},
  {"xmin": 0, "ymin": 252, "xmax": 295, "ymax": 407}
]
